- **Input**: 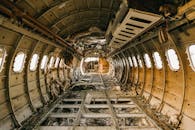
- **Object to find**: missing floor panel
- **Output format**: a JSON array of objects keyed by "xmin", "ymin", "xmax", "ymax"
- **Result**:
[
  {"xmin": 37, "ymin": 91, "xmax": 161, "ymax": 130},
  {"xmin": 33, "ymin": 75, "xmax": 163, "ymax": 130}
]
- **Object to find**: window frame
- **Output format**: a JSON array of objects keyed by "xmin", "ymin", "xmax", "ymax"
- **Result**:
[
  {"xmin": 166, "ymin": 49, "xmax": 180, "ymax": 71},
  {"xmin": 13, "ymin": 51, "xmax": 26, "ymax": 73}
]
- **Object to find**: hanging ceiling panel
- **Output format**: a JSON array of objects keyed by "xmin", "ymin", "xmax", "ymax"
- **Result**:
[{"xmin": 109, "ymin": 9, "xmax": 162, "ymax": 49}]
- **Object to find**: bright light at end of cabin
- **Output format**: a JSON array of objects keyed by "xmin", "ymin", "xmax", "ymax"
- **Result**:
[{"xmin": 84, "ymin": 57, "xmax": 99, "ymax": 62}]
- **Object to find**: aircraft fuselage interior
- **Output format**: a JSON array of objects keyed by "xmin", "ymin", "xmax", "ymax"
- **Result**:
[{"xmin": 0, "ymin": 0, "xmax": 195, "ymax": 130}]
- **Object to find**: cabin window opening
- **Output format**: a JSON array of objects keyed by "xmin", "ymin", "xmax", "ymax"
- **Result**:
[
  {"xmin": 137, "ymin": 55, "xmax": 143, "ymax": 68},
  {"xmin": 30, "ymin": 54, "xmax": 39, "ymax": 71},
  {"xmin": 55, "ymin": 57, "xmax": 60, "ymax": 68},
  {"xmin": 59, "ymin": 59, "xmax": 64, "ymax": 68},
  {"xmin": 128, "ymin": 56, "xmax": 133, "ymax": 67},
  {"xmin": 188, "ymin": 45, "xmax": 195, "ymax": 71},
  {"xmin": 0, "ymin": 47, "xmax": 6, "ymax": 72},
  {"xmin": 153, "ymin": 52, "xmax": 163, "ymax": 69},
  {"xmin": 41, "ymin": 55, "xmax": 48, "ymax": 70},
  {"xmin": 144, "ymin": 53, "xmax": 152, "ymax": 68},
  {"xmin": 166, "ymin": 49, "xmax": 180, "ymax": 71},
  {"xmin": 48, "ymin": 56, "xmax": 55, "ymax": 69},
  {"xmin": 13, "ymin": 52, "xmax": 26, "ymax": 72},
  {"xmin": 132, "ymin": 56, "xmax": 138, "ymax": 67},
  {"xmin": 80, "ymin": 57, "xmax": 102, "ymax": 74}
]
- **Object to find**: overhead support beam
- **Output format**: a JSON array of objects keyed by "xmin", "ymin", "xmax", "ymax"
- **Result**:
[{"xmin": 0, "ymin": 0, "xmax": 82, "ymax": 57}]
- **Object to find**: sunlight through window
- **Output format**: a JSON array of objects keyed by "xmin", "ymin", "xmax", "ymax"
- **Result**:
[
  {"xmin": 166, "ymin": 49, "xmax": 180, "ymax": 71},
  {"xmin": 30, "ymin": 54, "xmax": 39, "ymax": 71},
  {"xmin": 48, "ymin": 56, "xmax": 55, "ymax": 69},
  {"xmin": 153, "ymin": 52, "xmax": 162, "ymax": 69},
  {"xmin": 84, "ymin": 57, "xmax": 99, "ymax": 62},
  {"xmin": 137, "ymin": 55, "xmax": 143, "ymax": 68},
  {"xmin": 13, "ymin": 52, "xmax": 26, "ymax": 72},
  {"xmin": 41, "ymin": 55, "xmax": 48, "ymax": 70},
  {"xmin": 55, "ymin": 57, "xmax": 60, "ymax": 68},
  {"xmin": 128, "ymin": 56, "xmax": 133, "ymax": 67},
  {"xmin": 59, "ymin": 59, "xmax": 64, "ymax": 68},
  {"xmin": 144, "ymin": 53, "xmax": 152, "ymax": 68},
  {"xmin": 132, "ymin": 56, "xmax": 138, "ymax": 67}
]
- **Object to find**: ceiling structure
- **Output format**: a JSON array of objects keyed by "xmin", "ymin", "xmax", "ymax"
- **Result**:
[
  {"xmin": 1, "ymin": 0, "xmax": 188, "ymax": 57},
  {"xmin": 10, "ymin": 0, "xmax": 122, "ymax": 57}
]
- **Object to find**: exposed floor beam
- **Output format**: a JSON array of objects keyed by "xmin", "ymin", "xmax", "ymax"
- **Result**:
[{"xmin": 21, "ymin": 74, "xmax": 167, "ymax": 130}]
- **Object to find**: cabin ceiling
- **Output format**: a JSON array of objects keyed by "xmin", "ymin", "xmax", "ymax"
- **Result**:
[
  {"xmin": 14, "ymin": 0, "xmax": 121, "ymax": 36},
  {"xmin": 1, "ymin": 0, "xmax": 187, "ymax": 56}
]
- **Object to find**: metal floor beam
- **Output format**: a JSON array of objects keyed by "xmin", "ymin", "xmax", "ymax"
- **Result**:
[
  {"xmin": 34, "ymin": 74, "xmax": 162, "ymax": 130},
  {"xmin": 38, "ymin": 126, "xmax": 159, "ymax": 130}
]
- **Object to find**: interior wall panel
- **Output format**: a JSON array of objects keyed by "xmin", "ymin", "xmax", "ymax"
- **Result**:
[{"xmin": 0, "ymin": 21, "xmax": 72, "ymax": 129}]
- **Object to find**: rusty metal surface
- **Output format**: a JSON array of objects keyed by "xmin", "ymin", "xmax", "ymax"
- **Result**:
[{"xmin": 0, "ymin": 1, "xmax": 195, "ymax": 130}]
